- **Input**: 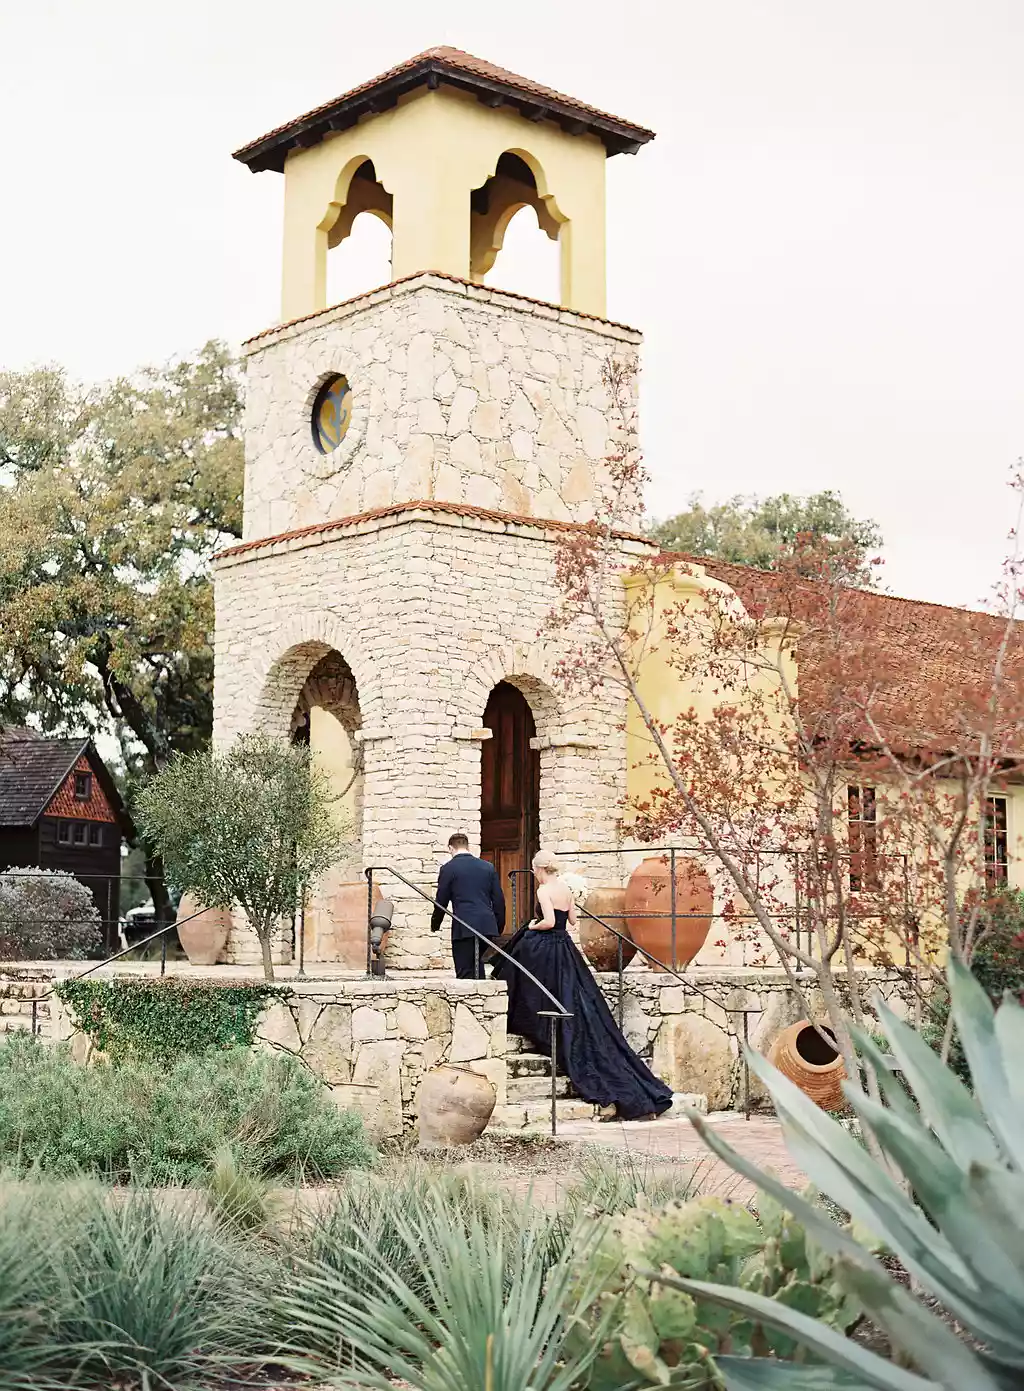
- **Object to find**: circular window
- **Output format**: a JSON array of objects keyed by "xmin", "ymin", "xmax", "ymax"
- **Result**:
[{"xmin": 311, "ymin": 374, "xmax": 353, "ymax": 454}]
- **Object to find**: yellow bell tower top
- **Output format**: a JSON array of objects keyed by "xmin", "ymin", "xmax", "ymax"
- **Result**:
[{"xmin": 233, "ymin": 47, "xmax": 655, "ymax": 324}]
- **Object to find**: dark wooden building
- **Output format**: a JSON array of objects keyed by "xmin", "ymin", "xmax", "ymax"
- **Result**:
[{"xmin": 0, "ymin": 730, "xmax": 133, "ymax": 951}]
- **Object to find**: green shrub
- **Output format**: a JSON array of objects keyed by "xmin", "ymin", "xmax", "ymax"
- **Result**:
[
  {"xmin": 561, "ymin": 1148, "xmax": 715, "ymax": 1222},
  {"xmin": 280, "ymin": 1181, "xmax": 614, "ymax": 1391},
  {"xmin": 294, "ymin": 1166, "xmax": 535, "ymax": 1315},
  {"xmin": 48, "ymin": 1188, "xmax": 276, "ymax": 1389},
  {"xmin": 55, "ymin": 978, "xmax": 289, "ymax": 1063},
  {"xmin": 0, "ymin": 1034, "xmax": 375, "ymax": 1183},
  {"xmin": 924, "ymin": 888, "xmax": 1024, "ymax": 1082},
  {"xmin": 0, "ymin": 868, "xmax": 102, "ymax": 961},
  {"xmin": 206, "ymin": 1143, "xmax": 277, "ymax": 1233}
]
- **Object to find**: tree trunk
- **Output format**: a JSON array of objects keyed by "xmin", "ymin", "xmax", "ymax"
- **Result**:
[
  {"xmin": 144, "ymin": 850, "xmax": 174, "ymax": 944},
  {"xmin": 257, "ymin": 926, "xmax": 276, "ymax": 983}
]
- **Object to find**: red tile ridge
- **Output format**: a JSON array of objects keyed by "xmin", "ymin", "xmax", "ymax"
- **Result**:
[
  {"xmin": 213, "ymin": 499, "xmax": 652, "ymax": 561},
  {"xmin": 658, "ymin": 549, "xmax": 1008, "ymax": 628},
  {"xmin": 242, "ymin": 270, "xmax": 641, "ymax": 346},
  {"xmin": 233, "ymin": 46, "xmax": 654, "ymax": 163}
]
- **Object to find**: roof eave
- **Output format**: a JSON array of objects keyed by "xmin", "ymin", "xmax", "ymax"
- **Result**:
[{"xmin": 233, "ymin": 57, "xmax": 654, "ymax": 173}]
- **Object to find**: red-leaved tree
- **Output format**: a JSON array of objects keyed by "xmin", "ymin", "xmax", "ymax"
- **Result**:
[{"xmin": 549, "ymin": 356, "xmax": 1024, "ymax": 1076}]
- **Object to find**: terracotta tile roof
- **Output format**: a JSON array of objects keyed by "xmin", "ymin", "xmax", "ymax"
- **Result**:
[
  {"xmin": 213, "ymin": 499, "xmax": 651, "ymax": 562},
  {"xmin": 233, "ymin": 46, "xmax": 655, "ymax": 172},
  {"xmin": 242, "ymin": 270, "xmax": 641, "ymax": 347},
  {"xmin": 0, "ymin": 732, "xmax": 133, "ymax": 832},
  {"xmin": 0, "ymin": 733, "xmax": 89, "ymax": 827},
  {"xmin": 672, "ymin": 554, "xmax": 1024, "ymax": 759}
]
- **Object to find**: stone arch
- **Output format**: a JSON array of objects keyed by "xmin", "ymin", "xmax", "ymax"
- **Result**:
[
  {"xmin": 463, "ymin": 639, "xmax": 566, "ymax": 739},
  {"xmin": 249, "ymin": 611, "xmax": 380, "ymax": 739}
]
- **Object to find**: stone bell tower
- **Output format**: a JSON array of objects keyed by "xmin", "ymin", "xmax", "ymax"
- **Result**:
[{"xmin": 213, "ymin": 48, "xmax": 656, "ymax": 969}]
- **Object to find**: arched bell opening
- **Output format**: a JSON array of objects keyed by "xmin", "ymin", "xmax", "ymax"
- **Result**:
[
  {"xmin": 470, "ymin": 151, "xmax": 563, "ymax": 301},
  {"xmin": 324, "ymin": 159, "xmax": 394, "ymax": 304}
]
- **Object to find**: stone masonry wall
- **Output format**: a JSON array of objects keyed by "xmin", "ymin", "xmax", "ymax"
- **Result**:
[
  {"xmin": 33, "ymin": 964, "xmax": 911, "ymax": 1133},
  {"xmin": 252, "ymin": 978, "xmax": 508, "ymax": 1140},
  {"xmin": 241, "ymin": 275, "xmax": 643, "ymax": 541},
  {"xmin": 213, "ymin": 510, "xmax": 643, "ymax": 968},
  {"xmin": 607, "ymin": 967, "xmax": 911, "ymax": 1111}
]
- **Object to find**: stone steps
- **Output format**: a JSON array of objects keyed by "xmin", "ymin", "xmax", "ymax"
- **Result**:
[
  {"xmin": 491, "ymin": 1098, "xmax": 598, "ymax": 1130},
  {"xmin": 507, "ymin": 1073, "xmax": 572, "ymax": 1102},
  {"xmin": 491, "ymin": 1088, "xmax": 710, "ymax": 1133}
]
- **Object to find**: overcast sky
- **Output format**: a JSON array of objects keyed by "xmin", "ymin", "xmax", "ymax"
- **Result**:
[{"xmin": 2, "ymin": 0, "xmax": 1021, "ymax": 609}]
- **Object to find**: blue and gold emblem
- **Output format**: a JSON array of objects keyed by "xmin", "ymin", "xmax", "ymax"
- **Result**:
[{"xmin": 312, "ymin": 375, "xmax": 353, "ymax": 454}]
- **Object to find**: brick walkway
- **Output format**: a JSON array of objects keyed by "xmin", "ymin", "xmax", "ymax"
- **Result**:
[{"xmin": 553, "ymin": 1111, "xmax": 804, "ymax": 1204}]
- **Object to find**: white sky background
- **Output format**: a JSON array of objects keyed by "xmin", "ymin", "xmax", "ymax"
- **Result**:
[{"xmin": 1, "ymin": 0, "xmax": 1021, "ymax": 609}]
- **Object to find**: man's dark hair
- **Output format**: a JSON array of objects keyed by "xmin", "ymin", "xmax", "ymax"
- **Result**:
[{"xmin": 448, "ymin": 833, "xmax": 470, "ymax": 851}]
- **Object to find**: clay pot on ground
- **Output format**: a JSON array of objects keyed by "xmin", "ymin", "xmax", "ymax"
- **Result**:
[
  {"xmin": 175, "ymin": 893, "xmax": 231, "ymax": 967},
  {"xmin": 767, "ymin": 1020, "xmax": 847, "ymax": 1112},
  {"xmin": 416, "ymin": 1064, "xmax": 496, "ymax": 1148},
  {"xmin": 579, "ymin": 886, "xmax": 637, "ymax": 973},
  {"xmin": 624, "ymin": 856, "xmax": 714, "ymax": 971}
]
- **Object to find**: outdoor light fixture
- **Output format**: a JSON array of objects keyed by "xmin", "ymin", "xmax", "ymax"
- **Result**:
[{"xmin": 369, "ymin": 899, "xmax": 394, "ymax": 977}]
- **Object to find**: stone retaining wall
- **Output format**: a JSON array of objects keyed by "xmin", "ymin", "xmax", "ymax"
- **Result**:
[
  {"xmin": 14, "ymin": 964, "xmax": 911, "ymax": 1136},
  {"xmin": 255, "ymin": 977, "xmax": 507, "ymax": 1138}
]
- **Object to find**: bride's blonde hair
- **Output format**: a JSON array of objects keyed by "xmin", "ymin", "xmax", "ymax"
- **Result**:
[{"xmin": 532, "ymin": 849, "xmax": 560, "ymax": 874}]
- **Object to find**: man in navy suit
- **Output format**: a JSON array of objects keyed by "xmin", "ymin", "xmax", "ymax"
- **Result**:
[{"xmin": 430, "ymin": 832, "xmax": 506, "ymax": 978}]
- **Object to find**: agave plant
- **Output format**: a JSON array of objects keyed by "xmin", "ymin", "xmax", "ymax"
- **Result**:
[
  {"xmin": 656, "ymin": 959, "xmax": 1024, "ymax": 1389},
  {"xmin": 279, "ymin": 1181, "xmax": 617, "ymax": 1391}
]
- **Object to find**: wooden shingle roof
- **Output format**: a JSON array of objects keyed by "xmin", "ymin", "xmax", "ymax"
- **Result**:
[{"xmin": 0, "ymin": 731, "xmax": 91, "ymax": 827}]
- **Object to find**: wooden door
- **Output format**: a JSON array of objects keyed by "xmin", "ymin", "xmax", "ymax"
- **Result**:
[{"xmin": 480, "ymin": 683, "xmax": 540, "ymax": 921}]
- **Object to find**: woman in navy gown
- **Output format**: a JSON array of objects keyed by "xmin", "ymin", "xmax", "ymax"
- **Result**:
[{"xmin": 493, "ymin": 850, "xmax": 673, "ymax": 1122}]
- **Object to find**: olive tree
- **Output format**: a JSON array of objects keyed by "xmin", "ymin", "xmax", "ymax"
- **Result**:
[{"xmin": 135, "ymin": 733, "xmax": 344, "ymax": 981}]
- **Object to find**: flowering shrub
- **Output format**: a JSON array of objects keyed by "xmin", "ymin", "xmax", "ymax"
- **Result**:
[{"xmin": 0, "ymin": 868, "xmax": 102, "ymax": 960}]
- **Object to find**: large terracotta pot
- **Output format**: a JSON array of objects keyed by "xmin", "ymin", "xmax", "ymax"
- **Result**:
[
  {"xmin": 580, "ymin": 887, "xmax": 637, "ymax": 973},
  {"xmin": 768, "ymin": 1020, "xmax": 847, "ymax": 1112},
  {"xmin": 625, "ymin": 856, "xmax": 713, "ymax": 971},
  {"xmin": 311, "ymin": 881, "xmax": 382, "ymax": 967},
  {"xmin": 416, "ymin": 1064, "xmax": 496, "ymax": 1148},
  {"xmin": 175, "ymin": 893, "xmax": 230, "ymax": 966}
]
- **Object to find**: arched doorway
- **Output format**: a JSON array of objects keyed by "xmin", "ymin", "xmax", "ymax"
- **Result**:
[
  {"xmin": 289, "ymin": 651, "xmax": 364, "ymax": 965},
  {"xmin": 480, "ymin": 683, "xmax": 540, "ymax": 915}
]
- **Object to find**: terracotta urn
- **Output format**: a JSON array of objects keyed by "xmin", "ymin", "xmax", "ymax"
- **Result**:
[
  {"xmin": 313, "ymin": 881, "xmax": 382, "ymax": 967},
  {"xmin": 579, "ymin": 886, "xmax": 637, "ymax": 973},
  {"xmin": 768, "ymin": 1020, "xmax": 847, "ymax": 1112},
  {"xmin": 175, "ymin": 893, "xmax": 230, "ymax": 967},
  {"xmin": 624, "ymin": 856, "xmax": 714, "ymax": 971},
  {"xmin": 416, "ymin": 1064, "xmax": 496, "ymax": 1148}
]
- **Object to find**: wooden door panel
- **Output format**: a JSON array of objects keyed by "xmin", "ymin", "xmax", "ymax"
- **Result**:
[{"xmin": 480, "ymin": 683, "xmax": 540, "ymax": 901}]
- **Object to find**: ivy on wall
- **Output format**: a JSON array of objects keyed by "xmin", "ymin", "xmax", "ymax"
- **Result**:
[{"xmin": 54, "ymin": 979, "xmax": 291, "ymax": 1064}]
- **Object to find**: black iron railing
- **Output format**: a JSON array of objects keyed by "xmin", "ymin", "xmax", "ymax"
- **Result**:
[{"xmin": 365, "ymin": 864, "xmax": 572, "ymax": 1136}]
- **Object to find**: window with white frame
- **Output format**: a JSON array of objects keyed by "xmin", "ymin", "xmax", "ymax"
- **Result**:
[
  {"xmin": 984, "ymin": 796, "xmax": 1009, "ymax": 888},
  {"xmin": 848, "ymin": 784, "xmax": 878, "ymax": 892}
]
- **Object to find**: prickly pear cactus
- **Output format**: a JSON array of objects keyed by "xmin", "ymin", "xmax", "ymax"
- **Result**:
[{"xmin": 567, "ymin": 1192, "xmax": 868, "ymax": 1387}]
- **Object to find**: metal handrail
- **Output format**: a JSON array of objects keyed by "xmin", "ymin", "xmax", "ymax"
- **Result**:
[{"xmin": 365, "ymin": 864, "xmax": 572, "ymax": 1137}]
